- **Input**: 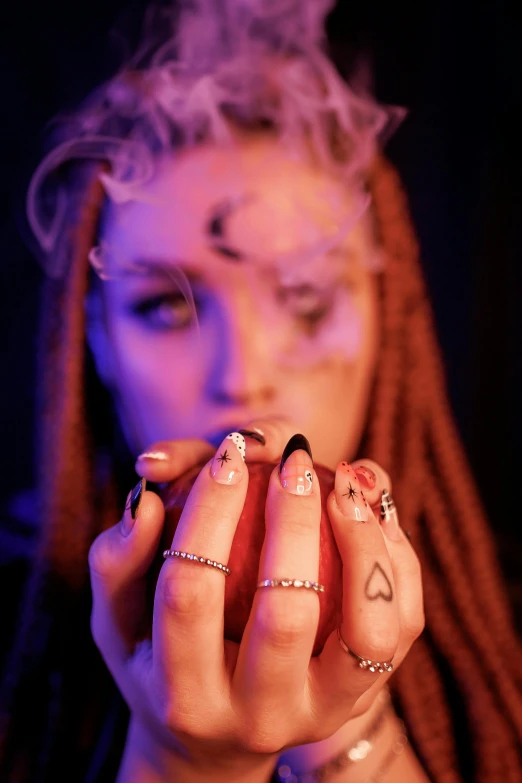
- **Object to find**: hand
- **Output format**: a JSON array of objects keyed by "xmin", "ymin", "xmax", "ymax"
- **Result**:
[{"xmin": 88, "ymin": 421, "xmax": 424, "ymax": 782}]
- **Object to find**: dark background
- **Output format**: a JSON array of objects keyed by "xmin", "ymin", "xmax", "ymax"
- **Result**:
[{"xmin": 1, "ymin": 0, "xmax": 521, "ymax": 628}]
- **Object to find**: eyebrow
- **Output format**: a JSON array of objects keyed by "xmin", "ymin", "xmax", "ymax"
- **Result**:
[{"xmin": 117, "ymin": 258, "xmax": 206, "ymax": 285}]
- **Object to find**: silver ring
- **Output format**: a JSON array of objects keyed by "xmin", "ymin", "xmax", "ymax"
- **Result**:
[
  {"xmin": 337, "ymin": 627, "xmax": 394, "ymax": 673},
  {"xmin": 257, "ymin": 578, "xmax": 325, "ymax": 593},
  {"xmin": 162, "ymin": 549, "xmax": 231, "ymax": 576}
]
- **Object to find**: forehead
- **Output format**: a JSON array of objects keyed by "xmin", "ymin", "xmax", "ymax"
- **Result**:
[{"xmin": 100, "ymin": 136, "xmax": 356, "ymax": 262}]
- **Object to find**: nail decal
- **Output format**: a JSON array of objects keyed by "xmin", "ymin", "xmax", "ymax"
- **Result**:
[
  {"xmin": 279, "ymin": 434, "xmax": 313, "ymax": 496},
  {"xmin": 380, "ymin": 490, "xmax": 402, "ymax": 542},
  {"xmin": 355, "ymin": 465, "xmax": 377, "ymax": 490},
  {"xmin": 238, "ymin": 428, "xmax": 266, "ymax": 446},
  {"xmin": 211, "ymin": 432, "xmax": 246, "ymax": 485},
  {"xmin": 364, "ymin": 562, "xmax": 393, "ymax": 602},
  {"xmin": 335, "ymin": 461, "xmax": 369, "ymax": 521}
]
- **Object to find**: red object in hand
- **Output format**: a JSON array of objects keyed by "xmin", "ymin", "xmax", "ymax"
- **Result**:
[{"xmin": 160, "ymin": 461, "xmax": 343, "ymax": 656}]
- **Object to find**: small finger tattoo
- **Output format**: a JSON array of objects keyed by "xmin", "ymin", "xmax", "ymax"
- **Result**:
[{"xmin": 365, "ymin": 562, "xmax": 393, "ymax": 602}]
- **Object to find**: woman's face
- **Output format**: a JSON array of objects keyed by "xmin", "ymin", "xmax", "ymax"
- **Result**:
[{"xmin": 90, "ymin": 136, "xmax": 381, "ymax": 470}]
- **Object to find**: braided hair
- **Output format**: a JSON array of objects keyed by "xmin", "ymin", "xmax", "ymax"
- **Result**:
[{"xmin": 1, "ymin": 1, "xmax": 521, "ymax": 780}]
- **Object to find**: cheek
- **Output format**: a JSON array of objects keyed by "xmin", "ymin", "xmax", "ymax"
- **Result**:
[
  {"xmin": 104, "ymin": 315, "xmax": 208, "ymax": 420},
  {"xmin": 286, "ymin": 289, "xmax": 379, "ymax": 465}
]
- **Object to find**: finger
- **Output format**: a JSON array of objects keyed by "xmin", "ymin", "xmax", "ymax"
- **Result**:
[
  {"xmin": 234, "ymin": 434, "xmax": 321, "ymax": 720},
  {"xmin": 378, "ymin": 503, "xmax": 425, "ymax": 663},
  {"xmin": 309, "ymin": 462, "xmax": 400, "ymax": 727},
  {"xmin": 350, "ymin": 510, "xmax": 425, "ymax": 716},
  {"xmin": 135, "ymin": 438, "xmax": 215, "ymax": 482},
  {"xmin": 153, "ymin": 432, "xmax": 248, "ymax": 715},
  {"xmin": 89, "ymin": 479, "xmax": 164, "ymax": 673},
  {"xmin": 351, "ymin": 458, "xmax": 392, "ymax": 512}
]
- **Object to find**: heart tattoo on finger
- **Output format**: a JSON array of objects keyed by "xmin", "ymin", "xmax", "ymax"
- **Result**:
[{"xmin": 365, "ymin": 562, "xmax": 393, "ymax": 602}]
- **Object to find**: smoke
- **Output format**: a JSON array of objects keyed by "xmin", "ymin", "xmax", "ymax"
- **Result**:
[{"xmin": 27, "ymin": 0, "xmax": 404, "ymax": 278}]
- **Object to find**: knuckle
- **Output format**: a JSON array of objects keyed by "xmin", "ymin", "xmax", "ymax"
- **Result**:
[
  {"xmin": 88, "ymin": 531, "xmax": 115, "ymax": 581},
  {"xmin": 353, "ymin": 624, "xmax": 399, "ymax": 663},
  {"xmin": 280, "ymin": 510, "xmax": 318, "ymax": 537},
  {"xmin": 158, "ymin": 569, "xmax": 219, "ymax": 617},
  {"xmin": 403, "ymin": 608, "xmax": 425, "ymax": 643},
  {"xmin": 256, "ymin": 597, "xmax": 317, "ymax": 652},
  {"xmin": 240, "ymin": 718, "xmax": 291, "ymax": 755},
  {"xmin": 163, "ymin": 702, "xmax": 223, "ymax": 742},
  {"xmin": 242, "ymin": 732, "xmax": 283, "ymax": 756}
]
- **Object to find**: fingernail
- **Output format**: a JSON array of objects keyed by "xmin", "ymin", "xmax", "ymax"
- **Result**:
[
  {"xmin": 136, "ymin": 450, "xmax": 169, "ymax": 462},
  {"xmin": 380, "ymin": 490, "xmax": 402, "ymax": 541},
  {"xmin": 335, "ymin": 462, "xmax": 369, "ymax": 521},
  {"xmin": 210, "ymin": 432, "xmax": 246, "ymax": 485},
  {"xmin": 122, "ymin": 477, "xmax": 146, "ymax": 535},
  {"xmin": 354, "ymin": 465, "xmax": 377, "ymax": 490},
  {"xmin": 279, "ymin": 434, "xmax": 314, "ymax": 496},
  {"xmin": 238, "ymin": 428, "xmax": 266, "ymax": 446}
]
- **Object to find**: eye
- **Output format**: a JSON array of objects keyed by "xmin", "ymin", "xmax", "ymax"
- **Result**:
[
  {"xmin": 128, "ymin": 292, "xmax": 198, "ymax": 331},
  {"xmin": 277, "ymin": 284, "xmax": 332, "ymax": 329}
]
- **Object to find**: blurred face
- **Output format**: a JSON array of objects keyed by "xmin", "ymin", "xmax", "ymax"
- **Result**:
[{"xmin": 88, "ymin": 136, "xmax": 381, "ymax": 470}]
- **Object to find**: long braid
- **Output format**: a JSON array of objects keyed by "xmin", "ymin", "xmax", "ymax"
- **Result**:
[
  {"xmin": 0, "ymin": 168, "xmax": 124, "ymax": 781},
  {"xmin": 368, "ymin": 157, "xmax": 522, "ymax": 781}
]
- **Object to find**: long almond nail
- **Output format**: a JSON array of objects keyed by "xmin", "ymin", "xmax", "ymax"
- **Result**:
[
  {"xmin": 122, "ymin": 477, "xmax": 146, "ymax": 536},
  {"xmin": 210, "ymin": 432, "xmax": 246, "ymax": 485},
  {"xmin": 238, "ymin": 428, "xmax": 266, "ymax": 445},
  {"xmin": 335, "ymin": 462, "xmax": 369, "ymax": 521},
  {"xmin": 380, "ymin": 490, "xmax": 402, "ymax": 541},
  {"xmin": 279, "ymin": 434, "xmax": 313, "ymax": 495}
]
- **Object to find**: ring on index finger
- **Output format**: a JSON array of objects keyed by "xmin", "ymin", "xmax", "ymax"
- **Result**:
[{"xmin": 163, "ymin": 549, "xmax": 231, "ymax": 576}]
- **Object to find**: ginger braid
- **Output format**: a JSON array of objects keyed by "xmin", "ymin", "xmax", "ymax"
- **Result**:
[
  {"xmin": 367, "ymin": 157, "xmax": 522, "ymax": 782},
  {"xmin": 0, "ymin": 166, "xmax": 124, "ymax": 782}
]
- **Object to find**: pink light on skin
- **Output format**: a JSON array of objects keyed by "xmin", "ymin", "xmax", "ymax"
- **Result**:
[
  {"xmin": 91, "ymin": 141, "xmax": 380, "ymax": 370},
  {"xmin": 86, "ymin": 136, "xmax": 381, "ymax": 471}
]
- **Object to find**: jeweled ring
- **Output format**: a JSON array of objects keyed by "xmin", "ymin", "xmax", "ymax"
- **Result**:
[
  {"xmin": 162, "ymin": 549, "xmax": 231, "ymax": 576},
  {"xmin": 337, "ymin": 627, "xmax": 394, "ymax": 673},
  {"xmin": 257, "ymin": 578, "xmax": 325, "ymax": 593}
]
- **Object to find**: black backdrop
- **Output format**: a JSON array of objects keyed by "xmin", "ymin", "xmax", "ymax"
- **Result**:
[{"xmin": 1, "ymin": 0, "xmax": 521, "ymax": 628}]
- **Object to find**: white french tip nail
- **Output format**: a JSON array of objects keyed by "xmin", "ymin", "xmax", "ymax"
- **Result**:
[{"xmin": 136, "ymin": 451, "xmax": 169, "ymax": 461}]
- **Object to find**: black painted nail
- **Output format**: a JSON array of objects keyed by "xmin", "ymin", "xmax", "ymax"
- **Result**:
[
  {"xmin": 238, "ymin": 428, "xmax": 266, "ymax": 446},
  {"xmin": 122, "ymin": 478, "xmax": 146, "ymax": 536},
  {"xmin": 279, "ymin": 434, "xmax": 313, "ymax": 473},
  {"xmin": 129, "ymin": 477, "xmax": 146, "ymax": 520}
]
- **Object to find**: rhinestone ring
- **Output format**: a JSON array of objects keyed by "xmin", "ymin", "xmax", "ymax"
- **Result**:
[
  {"xmin": 337, "ymin": 627, "xmax": 394, "ymax": 674},
  {"xmin": 162, "ymin": 549, "xmax": 231, "ymax": 576},
  {"xmin": 257, "ymin": 578, "xmax": 325, "ymax": 593}
]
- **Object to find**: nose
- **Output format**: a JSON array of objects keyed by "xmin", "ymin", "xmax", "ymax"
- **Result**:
[{"xmin": 207, "ymin": 291, "xmax": 276, "ymax": 408}]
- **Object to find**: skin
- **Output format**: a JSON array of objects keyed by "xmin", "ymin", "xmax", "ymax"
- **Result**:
[
  {"xmin": 87, "ymin": 134, "xmax": 381, "ymax": 469},
  {"xmin": 87, "ymin": 135, "xmax": 426, "ymax": 782}
]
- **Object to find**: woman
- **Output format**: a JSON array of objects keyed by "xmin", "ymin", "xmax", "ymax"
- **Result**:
[{"xmin": 1, "ymin": 0, "xmax": 521, "ymax": 781}]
